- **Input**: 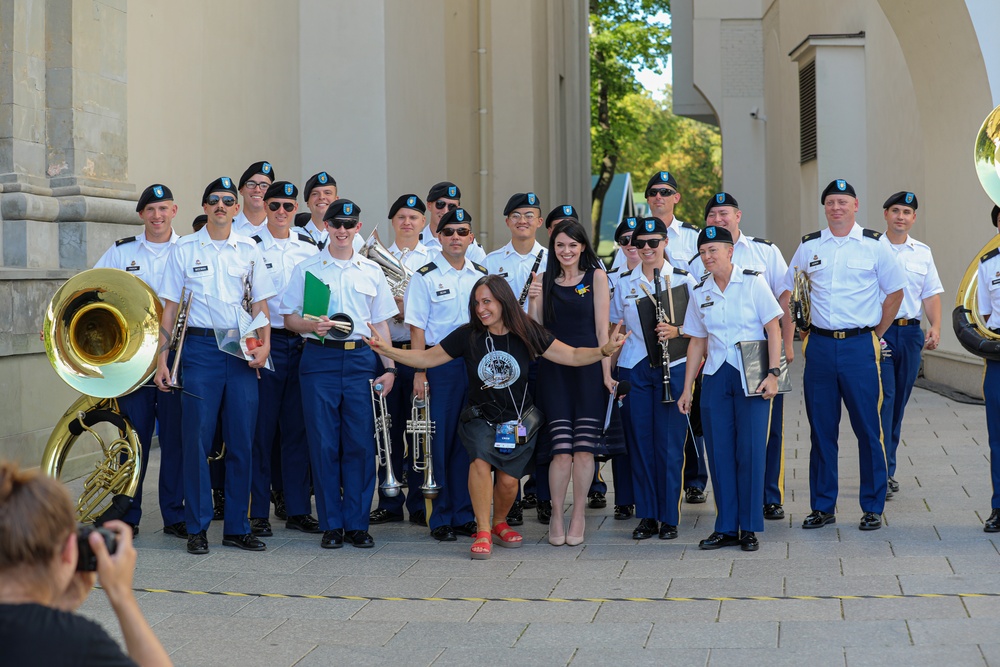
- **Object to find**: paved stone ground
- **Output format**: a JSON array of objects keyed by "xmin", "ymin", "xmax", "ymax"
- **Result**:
[{"xmin": 74, "ymin": 363, "xmax": 1000, "ymax": 666}]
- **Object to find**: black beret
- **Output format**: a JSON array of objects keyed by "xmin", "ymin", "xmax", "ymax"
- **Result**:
[
  {"xmin": 437, "ymin": 207, "xmax": 473, "ymax": 232},
  {"xmin": 992, "ymin": 205, "xmax": 1000, "ymax": 228},
  {"xmin": 503, "ymin": 192, "xmax": 541, "ymax": 216},
  {"xmin": 192, "ymin": 214, "xmax": 208, "ymax": 232},
  {"xmin": 264, "ymin": 181, "xmax": 298, "ymax": 200},
  {"xmin": 304, "ymin": 171, "xmax": 336, "ymax": 199},
  {"xmin": 388, "ymin": 194, "xmax": 426, "ymax": 218},
  {"xmin": 614, "ymin": 216, "xmax": 640, "ymax": 242},
  {"xmin": 294, "ymin": 212, "xmax": 311, "ymax": 228},
  {"xmin": 136, "ymin": 183, "xmax": 173, "ymax": 212},
  {"xmin": 239, "ymin": 161, "xmax": 275, "ymax": 189},
  {"xmin": 632, "ymin": 216, "xmax": 668, "ymax": 238},
  {"xmin": 697, "ymin": 225, "xmax": 735, "ymax": 248},
  {"xmin": 645, "ymin": 171, "xmax": 679, "ymax": 195},
  {"xmin": 882, "ymin": 191, "xmax": 918, "ymax": 210},
  {"xmin": 202, "ymin": 176, "xmax": 238, "ymax": 204},
  {"xmin": 427, "ymin": 181, "xmax": 461, "ymax": 202},
  {"xmin": 704, "ymin": 192, "xmax": 739, "ymax": 219},
  {"xmin": 821, "ymin": 179, "xmax": 857, "ymax": 203},
  {"xmin": 545, "ymin": 204, "xmax": 578, "ymax": 229},
  {"xmin": 323, "ymin": 198, "xmax": 361, "ymax": 222}
]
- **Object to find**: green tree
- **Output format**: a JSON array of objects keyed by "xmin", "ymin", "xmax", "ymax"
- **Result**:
[{"xmin": 590, "ymin": 0, "xmax": 671, "ymax": 243}]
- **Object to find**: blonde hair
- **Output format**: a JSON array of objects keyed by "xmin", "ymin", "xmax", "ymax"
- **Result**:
[{"xmin": 0, "ymin": 461, "xmax": 75, "ymax": 570}]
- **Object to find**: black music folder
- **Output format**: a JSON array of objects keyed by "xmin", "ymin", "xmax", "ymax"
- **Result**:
[{"xmin": 735, "ymin": 340, "xmax": 792, "ymax": 397}]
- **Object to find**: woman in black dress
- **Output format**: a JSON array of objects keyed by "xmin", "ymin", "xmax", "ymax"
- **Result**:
[
  {"xmin": 528, "ymin": 220, "xmax": 613, "ymax": 546},
  {"xmin": 365, "ymin": 275, "xmax": 625, "ymax": 559}
]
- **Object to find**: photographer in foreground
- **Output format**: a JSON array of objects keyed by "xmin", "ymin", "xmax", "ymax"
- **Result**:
[{"xmin": 0, "ymin": 460, "xmax": 171, "ymax": 666}]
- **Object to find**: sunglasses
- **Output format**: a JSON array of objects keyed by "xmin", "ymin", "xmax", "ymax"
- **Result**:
[
  {"xmin": 648, "ymin": 188, "xmax": 677, "ymax": 198},
  {"xmin": 434, "ymin": 201, "xmax": 459, "ymax": 211},
  {"xmin": 268, "ymin": 202, "xmax": 296, "ymax": 212},
  {"xmin": 326, "ymin": 219, "xmax": 359, "ymax": 229},
  {"xmin": 206, "ymin": 195, "xmax": 237, "ymax": 207},
  {"xmin": 440, "ymin": 227, "xmax": 472, "ymax": 237},
  {"xmin": 617, "ymin": 235, "xmax": 632, "ymax": 246},
  {"xmin": 631, "ymin": 238, "xmax": 663, "ymax": 249}
]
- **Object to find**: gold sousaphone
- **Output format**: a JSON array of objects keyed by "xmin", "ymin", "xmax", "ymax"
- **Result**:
[
  {"xmin": 954, "ymin": 104, "xmax": 1000, "ymax": 361},
  {"xmin": 42, "ymin": 268, "xmax": 163, "ymax": 522}
]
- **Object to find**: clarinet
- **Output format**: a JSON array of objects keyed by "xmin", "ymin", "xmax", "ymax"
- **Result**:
[
  {"xmin": 652, "ymin": 268, "xmax": 673, "ymax": 403},
  {"xmin": 517, "ymin": 249, "xmax": 545, "ymax": 308}
]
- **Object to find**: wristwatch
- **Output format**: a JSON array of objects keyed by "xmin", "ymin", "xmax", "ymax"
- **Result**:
[
  {"xmin": 676, "ymin": 325, "xmax": 684, "ymax": 336},
  {"xmin": 767, "ymin": 367, "xmax": 781, "ymax": 377},
  {"xmin": 384, "ymin": 367, "xmax": 399, "ymax": 376}
]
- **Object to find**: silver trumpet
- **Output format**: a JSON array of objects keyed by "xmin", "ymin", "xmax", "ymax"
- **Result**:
[
  {"xmin": 362, "ymin": 229, "xmax": 412, "ymax": 298},
  {"xmin": 371, "ymin": 379, "xmax": 402, "ymax": 497},
  {"xmin": 405, "ymin": 381, "xmax": 440, "ymax": 499}
]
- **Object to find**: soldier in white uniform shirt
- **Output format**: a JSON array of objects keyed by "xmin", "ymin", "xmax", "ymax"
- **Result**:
[
  {"xmin": 246, "ymin": 181, "xmax": 322, "ymax": 539},
  {"xmin": 281, "ymin": 198, "xmax": 399, "ymax": 550},
  {"xmin": 422, "ymin": 181, "xmax": 486, "ymax": 263},
  {"xmin": 154, "ymin": 176, "xmax": 277, "ymax": 555},
  {"xmin": 94, "ymin": 183, "xmax": 183, "ymax": 538},
  {"xmin": 298, "ymin": 170, "xmax": 361, "ymax": 253},
  {"xmin": 688, "ymin": 193, "xmax": 791, "ymax": 521},
  {"xmin": 878, "ymin": 191, "xmax": 942, "ymax": 495},
  {"xmin": 232, "ymin": 160, "xmax": 275, "ymax": 237}
]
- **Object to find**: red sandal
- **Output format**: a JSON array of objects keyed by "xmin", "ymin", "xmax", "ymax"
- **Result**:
[
  {"xmin": 471, "ymin": 531, "xmax": 492, "ymax": 560},
  {"xmin": 491, "ymin": 521, "xmax": 523, "ymax": 548}
]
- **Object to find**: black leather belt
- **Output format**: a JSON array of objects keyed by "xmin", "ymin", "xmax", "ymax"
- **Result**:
[
  {"xmin": 809, "ymin": 326, "xmax": 874, "ymax": 340},
  {"xmin": 306, "ymin": 338, "xmax": 364, "ymax": 351},
  {"xmin": 893, "ymin": 318, "xmax": 920, "ymax": 327},
  {"xmin": 393, "ymin": 340, "xmax": 411, "ymax": 350},
  {"xmin": 271, "ymin": 327, "xmax": 299, "ymax": 338},
  {"xmin": 186, "ymin": 327, "xmax": 216, "ymax": 337}
]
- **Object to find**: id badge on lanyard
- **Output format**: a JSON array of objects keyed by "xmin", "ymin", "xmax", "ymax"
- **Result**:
[{"xmin": 494, "ymin": 420, "xmax": 527, "ymax": 454}]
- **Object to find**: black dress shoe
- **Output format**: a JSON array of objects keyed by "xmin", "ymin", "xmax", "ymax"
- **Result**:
[
  {"xmin": 698, "ymin": 531, "xmax": 741, "ymax": 550},
  {"xmin": 286, "ymin": 514, "xmax": 323, "ymax": 534},
  {"xmin": 658, "ymin": 523, "xmax": 678, "ymax": 540},
  {"xmin": 163, "ymin": 522, "xmax": 188, "ymax": 538},
  {"xmin": 250, "ymin": 517, "xmax": 273, "ymax": 537},
  {"xmin": 684, "ymin": 487, "xmax": 707, "ymax": 504},
  {"xmin": 409, "ymin": 510, "xmax": 427, "ymax": 527},
  {"xmin": 740, "ymin": 532, "xmax": 760, "ymax": 551},
  {"xmin": 222, "ymin": 533, "xmax": 267, "ymax": 551},
  {"xmin": 588, "ymin": 491, "xmax": 607, "ymax": 509},
  {"xmin": 187, "ymin": 531, "xmax": 209, "ymax": 555},
  {"xmin": 344, "ymin": 530, "xmax": 375, "ymax": 548},
  {"xmin": 453, "ymin": 521, "xmax": 478, "ymax": 537},
  {"xmin": 887, "ymin": 476, "xmax": 900, "ymax": 493},
  {"xmin": 506, "ymin": 501, "xmax": 523, "ymax": 527},
  {"xmin": 271, "ymin": 490, "xmax": 288, "ymax": 520},
  {"xmin": 321, "ymin": 529, "xmax": 344, "ymax": 549},
  {"xmin": 614, "ymin": 504, "xmax": 634, "ymax": 520},
  {"xmin": 859, "ymin": 512, "xmax": 882, "ymax": 531},
  {"xmin": 521, "ymin": 493, "xmax": 538, "ymax": 509},
  {"xmin": 212, "ymin": 489, "xmax": 225, "ymax": 521},
  {"xmin": 984, "ymin": 509, "xmax": 1000, "ymax": 533},
  {"xmin": 763, "ymin": 503, "xmax": 785, "ymax": 520},
  {"xmin": 431, "ymin": 525, "xmax": 457, "ymax": 542},
  {"xmin": 126, "ymin": 523, "xmax": 139, "ymax": 538},
  {"xmin": 802, "ymin": 510, "xmax": 836, "ymax": 529},
  {"xmin": 632, "ymin": 518, "xmax": 658, "ymax": 540},
  {"xmin": 369, "ymin": 508, "xmax": 404, "ymax": 524},
  {"xmin": 536, "ymin": 500, "xmax": 552, "ymax": 525}
]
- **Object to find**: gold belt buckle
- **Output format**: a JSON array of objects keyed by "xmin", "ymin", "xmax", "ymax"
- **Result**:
[
  {"xmin": 896, "ymin": 318, "xmax": 907, "ymax": 326},
  {"xmin": 344, "ymin": 341, "xmax": 357, "ymax": 350},
  {"xmin": 834, "ymin": 331, "xmax": 846, "ymax": 339}
]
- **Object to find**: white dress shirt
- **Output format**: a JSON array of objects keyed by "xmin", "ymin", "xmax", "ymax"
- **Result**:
[
  {"xmin": 250, "ymin": 226, "xmax": 320, "ymax": 329},
  {"xmin": 94, "ymin": 229, "xmax": 180, "ymax": 292},
  {"xmin": 483, "ymin": 240, "xmax": 548, "ymax": 312},
  {"xmin": 388, "ymin": 241, "xmax": 434, "ymax": 341},
  {"xmin": 405, "ymin": 258, "xmax": 487, "ymax": 346},
  {"xmin": 880, "ymin": 234, "xmax": 943, "ymax": 320},
  {"xmin": 688, "ymin": 231, "xmax": 789, "ymax": 298}
]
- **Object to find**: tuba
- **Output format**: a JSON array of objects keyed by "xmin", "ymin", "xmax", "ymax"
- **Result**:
[
  {"xmin": 41, "ymin": 268, "xmax": 163, "ymax": 522},
  {"xmin": 405, "ymin": 382, "xmax": 440, "ymax": 499},
  {"xmin": 953, "ymin": 103, "xmax": 1000, "ymax": 360},
  {"xmin": 361, "ymin": 230, "xmax": 412, "ymax": 298},
  {"xmin": 790, "ymin": 267, "xmax": 812, "ymax": 333},
  {"xmin": 371, "ymin": 379, "xmax": 402, "ymax": 497}
]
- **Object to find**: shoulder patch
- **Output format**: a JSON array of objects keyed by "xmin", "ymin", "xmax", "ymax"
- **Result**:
[
  {"xmin": 621, "ymin": 268, "xmax": 635, "ymax": 278},
  {"xmin": 863, "ymin": 228, "xmax": 882, "ymax": 240},
  {"xmin": 251, "ymin": 234, "xmax": 263, "ymax": 244},
  {"xmin": 743, "ymin": 269, "xmax": 762, "ymax": 276},
  {"xmin": 981, "ymin": 248, "xmax": 1000, "ymax": 264},
  {"xmin": 607, "ymin": 267, "xmax": 620, "ymax": 275},
  {"xmin": 295, "ymin": 230, "xmax": 317, "ymax": 246},
  {"xmin": 417, "ymin": 262, "xmax": 437, "ymax": 275},
  {"xmin": 751, "ymin": 236, "xmax": 774, "ymax": 246},
  {"xmin": 802, "ymin": 231, "xmax": 821, "ymax": 243},
  {"xmin": 681, "ymin": 221, "xmax": 698, "ymax": 230},
  {"xmin": 672, "ymin": 267, "xmax": 689, "ymax": 276},
  {"xmin": 472, "ymin": 262, "xmax": 488, "ymax": 275},
  {"xmin": 689, "ymin": 252, "xmax": 700, "ymax": 265},
  {"xmin": 115, "ymin": 236, "xmax": 137, "ymax": 247},
  {"xmin": 693, "ymin": 276, "xmax": 709, "ymax": 289}
]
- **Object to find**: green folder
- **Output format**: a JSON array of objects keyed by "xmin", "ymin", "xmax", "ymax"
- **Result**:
[{"xmin": 303, "ymin": 272, "xmax": 331, "ymax": 340}]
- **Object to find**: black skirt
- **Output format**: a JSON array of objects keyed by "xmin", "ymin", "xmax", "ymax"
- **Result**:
[{"xmin": 458, "ymin": 405, "xmax": 544, "ymax": 478}]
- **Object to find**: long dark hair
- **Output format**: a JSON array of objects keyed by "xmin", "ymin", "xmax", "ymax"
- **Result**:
[
  {"xmin": 542, "ymin": 220, "xmax": 601, "ymax": 326},
  {"xmin": 467, "ymin": 274, "xmax": 550, "ymax": 358}
]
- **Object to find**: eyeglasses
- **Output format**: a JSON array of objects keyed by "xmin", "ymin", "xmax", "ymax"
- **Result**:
[
  {"xmin": 648, "ymin": 188, "xmax": 677, "ymax": 198},
  {"xmin": 268, "ymin": 202, "xmax": 295, "ymax": 212},
  {"xmin": 244, "ymin": 181, "xmax": 270, "ymax": 191},
  {"xmin": 440, "ymin": 227, "xmax": 472, "ymax": 237},
  {"xmin": 617, "ymin": 235, "xmax": 632, "ymax": 246},
  {"xmin": 326, "ymin": 219, "xmax": 359, "ymax": 229},
  {"xmin": 508, "ymin": 212, "xmax": 537, "ymax": 222},
  {"xmin": 206, "ymin": 195, "xmax": 237, "ymax": 207},
  {"xmin": 631, "ymin": 238, "xmax": 663, "ymax": 249},
  {"xmin": 434, "ymin": 201, "xmax": 459, "ymax": 211}
]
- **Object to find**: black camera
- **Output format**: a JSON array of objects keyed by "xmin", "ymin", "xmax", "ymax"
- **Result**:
[{"xmin": 76, "ymin": 525, "xmax": 117, "ymax": 572}]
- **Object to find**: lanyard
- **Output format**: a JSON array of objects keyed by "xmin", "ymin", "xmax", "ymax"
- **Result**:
[{"xmin": 484, "ymin": 332, "xmax": 529, "ymax": 424}]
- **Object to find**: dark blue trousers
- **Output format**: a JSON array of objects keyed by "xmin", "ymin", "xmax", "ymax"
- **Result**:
[
  {"xmin": 682, "ymin": 375, "xmax": 708, "ymax": 491},
  {"xmin": 622, "ymin": 359, "xmax": 687, "ymax": 525},
  {"xmin": 116, "ymin": 382, "xmax": 183, "ymax": 527},
  {"xmin": 701, "ymin": 363, "xmax": 770, "ymax": 534},
  {"xmin": 882, "ymin": 323, "xmax": 924, "ymax": 476},
  {"xmin": 803, "ymin": 332, "xmax": 887, "ymax": 514},
  {"xmin": 612, "ymin": 367, "xmax": 636, "ymax": 507},
  {"xmin": 984, "ymin": 360, "xmax": 1000, "ymax": 509},
  {"xmin": 300, "ymin": 344, "xmax": 377, "ymax": 532},
  {"xmin": 250, "ymin": 335, "xmax": 312, "ymax": 518},
  {"xmin": 374, "ymin": 355, "xmax": 418, "ymax": 516},
  {"xmin": 879, "ymin": 346, "xmax": 896, "ymax": 482},
  {"xmin": 181, "ymin": 334, "xmax": 258, "ymax": 535},
  {"xmin": 763, "ymin": 393, "xmax": 785, "ymax": 506},
  {"xmin": 425, "ymin": 358, "xmax": 474, "ymax": 529}
]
